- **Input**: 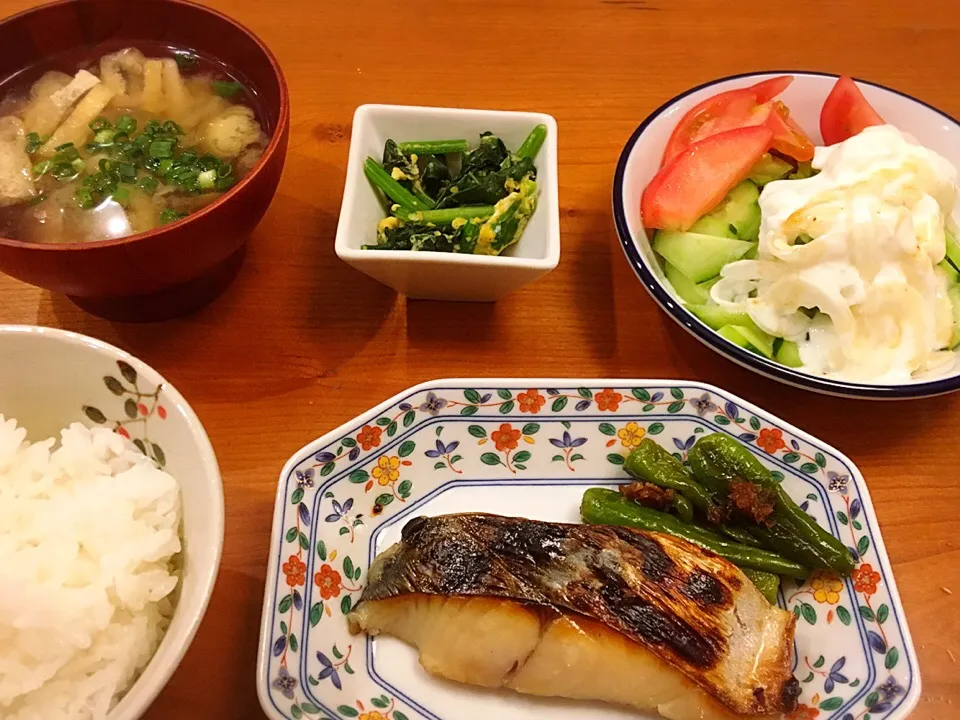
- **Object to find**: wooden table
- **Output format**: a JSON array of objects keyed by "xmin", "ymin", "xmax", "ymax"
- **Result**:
[{"xmin": 1, "ymin": 0, "xmax": 958, "ymax": 717}]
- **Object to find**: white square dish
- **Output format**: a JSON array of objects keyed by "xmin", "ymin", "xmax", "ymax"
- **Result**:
[
  {"xmin": 335, "ymin": 105, "xmax": 560, "ymax": 301},
  {"xmin": 257, "ymin": 379, "xmax": 919, "ymax": 720}
]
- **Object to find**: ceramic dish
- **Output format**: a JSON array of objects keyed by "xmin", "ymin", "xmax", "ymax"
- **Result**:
[
  {"xmin": 335, "ymin": 105, "xmax": 560, "ymax": 302},
  {"xmin": 0, "ymin": 324, "xmax": 224, "ymax": 719},
  {"xmin": 257, "ymin": 378, "xmax": 918, "ymax": 720},
  {"xmin": 613, "ymin": 71, "xmax": 960, "ymax": 399}
]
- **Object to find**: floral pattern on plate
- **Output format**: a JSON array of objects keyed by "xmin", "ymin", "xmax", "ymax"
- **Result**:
[{"xmin": 259, "ymin": 381, "xmax": 919, "ymax": 720}]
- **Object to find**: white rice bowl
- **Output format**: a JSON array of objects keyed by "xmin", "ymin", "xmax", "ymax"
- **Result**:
[{"xmin": 0, "ymin": 416, "xmax": 182, "ymax": 719}]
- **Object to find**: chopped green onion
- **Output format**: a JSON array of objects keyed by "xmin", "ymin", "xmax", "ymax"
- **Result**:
[
  {"xmin": 197, "ymin": 169, "xmax": 216, "ymax": 190},
  {"xmin": 89, "ymin": 117, "xmax": 112, "ymax": 132},
  {"xmin": 170, "ymin": 168, "xmax": 192, "ymax": 183},
  {"xmin": 149, "ymin": 140, "xmax": 175, "ymax": 158},
  {"xmin": 117, "ymin": 162, "xmax": 137, "ymax": 182},
  {"xmin": 28, "ymin": 110, "xmax": 243, "ymax": 213},
  {"xmin": 212, "ymin": 80, "xmax": 244, "ymax": 98},
  {"xmin": 81, "ymin": 163, "xmax": 121, "ymax": 203},
  {"xmin": 51, "ymin": 163, "xmax": 80, "ymax": 181},
  {"xmin": 115, "ymin": 115, "xmax": 137, "ymax": 135},
  {"xmin": 29, "ymin": 193, "xmax": 47, "ymax": 206},
  {"xmin": 25, "ymin": 132, "xmax": 43, "ymax": 154},
  {"xmin": 53, "ymin": 145, "xmax": 79, "ymax": 163},
  {"xmin": 75, "ymin": 188, "xmax": 94, "ymax": 209},
  {"xmin": 160, "ymin": 208, "xmax": 187, "ymax": 225},
  {"xmin": 93, "ymin": 129, "xmax": 117, "ymax": 145},
  {"xmin": 172, "ymin": 50, "xmax": 198, "ymax": 69},
  {"xmin": 112, "ymin": 186, "xmax": 130, "ymax": 207},
  {"xmin": 138, "ymin": 175, "xmax": 159, "ymax": 193}
]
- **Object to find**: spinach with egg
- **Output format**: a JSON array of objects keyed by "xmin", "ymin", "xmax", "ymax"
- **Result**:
[{"xmin": 362, "ymin": 125, "xmax": 546, "ymax": 255}]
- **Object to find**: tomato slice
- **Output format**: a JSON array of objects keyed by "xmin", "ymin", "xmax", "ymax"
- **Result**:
[
  {"xmin": 642, "ymin": 126, "xmax": 774, "ymax": 231},
  {"xmin": 662, "ymin": 89, "xmax": 761, "ymax": 163},
  {"xmin": 766, "ymin": 101, "xmax": 814, "ymax": 161},
  {"xmin": 749, "ymin": 75, "xmax": 794, "ymax": 104},
  {"xmin": 820, "ymin": 76, "xmax": 885, "ymax": 145},
  {"xmin": 662, "ymin": 75, "xmax": 811, "ymax": 163}
]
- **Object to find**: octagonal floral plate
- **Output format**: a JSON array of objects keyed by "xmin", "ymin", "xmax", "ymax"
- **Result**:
[{"xmin": 257, "ymin": 380, "xmax": 919, "ymax": 720}]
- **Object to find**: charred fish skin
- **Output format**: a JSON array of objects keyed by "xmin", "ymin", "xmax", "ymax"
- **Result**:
[{"xmin": 351, "ymin": 513, "xmax": 799, "ymax": 716}]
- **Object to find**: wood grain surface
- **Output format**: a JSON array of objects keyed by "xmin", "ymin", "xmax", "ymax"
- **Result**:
[{"xmin": 0, "ymin": 0, "xmax": 957, "ymax": 717}]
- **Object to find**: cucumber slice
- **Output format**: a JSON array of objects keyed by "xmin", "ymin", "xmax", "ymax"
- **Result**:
[
  {"xmin": 950, "ymin": 285, "xmax": 960, "ymax": 349},
  {"xmin": 698, "ymin": 275, "xmax": 720, "ymax": 296},
  {"xmin": 749, "ymin": 153, "xmax": 793, "ymax": 186},
  {"xmin": 717, "ymin": 325, "xmax": 751, "ymax": 349},
  {"xmin": 653, "ymin": 231, "xmax": 754, "ymax": 283},
  {"xmin": 775, "ymin": 340, "xmax": 803, "ymax": 367},
  {"xmin": 946, "ymin": 227, "xmax": 960, "ymax": 272},
  {"xmin": 687, "ymin": 304, "xmax": 755, "ymax": 331},
  {"xmin": 717, "ymin": 325, "xmax": 775, "ymax": 359},
  {"xmin": 729, "ymin": 324, "xmax": 775, "ymax": 358},
  {"xmin": 689, "ymin": 215, "xmax": 737, "ymax": 239},
  {"xmin": 724, "ymin": 182, "xmax": 762, "ymax": 241},
  {"xmin": 790, "ymin": 162, "xmax": 817, "ymax": 179},
  {"xmin": 690, "ymin": 181, "xmax": 761, "ymax": 242},
  {"xmin": 688, "ymin": 305, "xmax": 776, "ymax": 358},
  {"xmin": 664, "ymin": 262, "xmax": 711, "ymax": 304},
  {"xmin": 939, "ymin": 258, "xmax": 959, "ymax": 285}
]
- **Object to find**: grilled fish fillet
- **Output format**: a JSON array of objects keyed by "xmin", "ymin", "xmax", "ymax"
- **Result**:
[{"xmin": 348, "ymin": 514, "xmax": 799, "ymax": 719}]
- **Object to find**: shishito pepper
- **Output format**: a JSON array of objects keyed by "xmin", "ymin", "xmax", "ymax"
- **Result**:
[
  {"xmin": 580, "ymin": 488, "xmax": 808, "ymax": 578},
  {"xmin": 688, "ymin": 434, "xmax": 855, "ymax": 575}
]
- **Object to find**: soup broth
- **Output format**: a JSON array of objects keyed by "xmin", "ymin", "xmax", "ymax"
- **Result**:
[{"xmin": 0, "ymin": 43, "xmax": 269, "ymax": 244}]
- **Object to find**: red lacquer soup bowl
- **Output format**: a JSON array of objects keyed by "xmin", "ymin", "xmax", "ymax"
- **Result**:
[{"xmin": 0, "ymin": 0, "xmax": 289, "ymax": 319}]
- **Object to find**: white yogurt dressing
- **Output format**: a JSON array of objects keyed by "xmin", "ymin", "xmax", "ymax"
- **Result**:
[{"xmin": 711, "ymin": 125, "xmax": 959, "ymax": 383}]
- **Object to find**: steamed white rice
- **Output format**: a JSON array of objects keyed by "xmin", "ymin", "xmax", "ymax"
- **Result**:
[{"xmin": 0, "ymin": 416, "xmax": 182, "ymax": 719}]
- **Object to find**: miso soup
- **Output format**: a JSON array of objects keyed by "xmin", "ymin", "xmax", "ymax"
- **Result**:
[{"xmin": 0, "ymin": 44, "xmax": 270, "ymax": 244}]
